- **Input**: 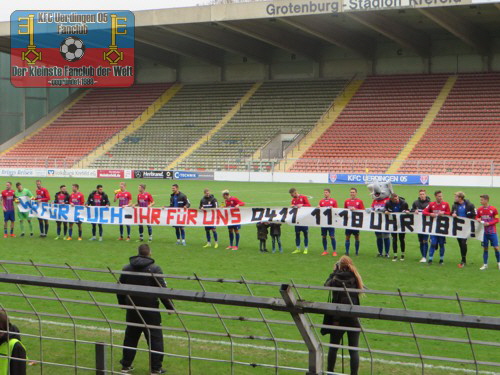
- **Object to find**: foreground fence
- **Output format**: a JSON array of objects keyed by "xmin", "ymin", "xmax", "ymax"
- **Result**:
[{"xmin": 0, "ymin": 260, "xmax": 499, "ymax": 374}]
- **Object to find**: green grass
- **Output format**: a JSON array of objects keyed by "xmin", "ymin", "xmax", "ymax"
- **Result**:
[{"xmin": 1, "ymin": 178, "xmax": 500, "ymax": 374}]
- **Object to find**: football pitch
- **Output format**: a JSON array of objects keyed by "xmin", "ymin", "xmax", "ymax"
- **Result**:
[{"xmin": 1, "ymin": 178, "xmax": 499, "ymax": 375}]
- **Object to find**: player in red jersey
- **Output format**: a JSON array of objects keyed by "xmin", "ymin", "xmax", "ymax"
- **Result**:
[
  {"xmin": 53, "ymin": 185, "xmax": 70, "ymax": 240},
  {"xmin": 289, "ymin": 187, "xmax": 311, "ymax": 254},
  {"xmin": 1, "ymin": 181, "xmax": 16, "ymax": 238},
  {"xmin": 476, "ymin": 194, "xmax": 500, "ymax": 271},
  {"xmin": 115, "ymin": 182, "xmax": 133, "ymax": 241},
  {"xmin": 67, "ymin": 184, "xmax": 85, "ymax": 241},
  {"xmin": 222, "ymin": 190, "xmax": 245, "ymax": 250},
  {"xmin": 423, "ymin": 190, "xmax": 451, "ymax": 265},
  {"xmin": 319, "ymin": 188, "xmax": 338, "ymax": 256},
  {"xmin": 344, "ymin": 187, "xmax": 365, "ymax": 256},
  {"xmin": 136, "ymin": 184, "xmax": 155, "ymax": 242},
  {"xmin": 35, "ymin": 180, "xmax": 51, "ymax": 237}
]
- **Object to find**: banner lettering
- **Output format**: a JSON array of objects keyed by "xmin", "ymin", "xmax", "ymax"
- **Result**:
[{"xmin": 17, "ymin": 198, "xmax": 483, "ymax": 240}]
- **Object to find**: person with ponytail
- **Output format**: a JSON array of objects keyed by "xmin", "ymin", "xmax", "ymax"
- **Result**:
[{"xmin": 321, "ymin": 255, "xmax": 363, "ymax": 375}]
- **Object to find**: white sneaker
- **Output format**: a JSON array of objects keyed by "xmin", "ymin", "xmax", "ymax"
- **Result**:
[
  {"xmin": 99, "ymin": 237, "xmax": 103, "ymax": 242},
  {"xmin": 419, "ymin": 257, "xmax": 427, "ymax": 263},
  {"xmin": 392, "ymin": 256, "xmax": 398, "ymax": 262},
  {"xmin": 498, "ymin": 262, "xmax": 500, "ymax": 270},
  {"xmin": 182, "ymin": 240, "xmax": 186, "ymax": 246},
  {"xmin": 480, "ymin": 264, "xmax": 488, "ymax": 271},
  {"xmin": 149, "ymin": 236, "xmax": 153, "ymax": 242},
  {"xmin": 89, "ymin": 236, "xmax": 96, "ymax": 241}
]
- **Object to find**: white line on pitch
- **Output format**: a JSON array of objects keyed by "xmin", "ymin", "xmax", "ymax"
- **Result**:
[{"xmin": 13, "ymin": 317, "xmax": 498, "ymax": 375}]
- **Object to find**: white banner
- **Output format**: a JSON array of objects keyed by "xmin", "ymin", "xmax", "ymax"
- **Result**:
[{"xmin": 17, "ymin": 198, "xmax": 483, "ymax": 240}]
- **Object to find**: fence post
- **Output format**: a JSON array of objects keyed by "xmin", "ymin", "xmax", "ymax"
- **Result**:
[
  {"xmin": 95, "ymin": 342, "xmax": 107, "ymax": 375},
  {"xmin": 280, "ymin": 284, "xmax": 323, "ymax": 375}
]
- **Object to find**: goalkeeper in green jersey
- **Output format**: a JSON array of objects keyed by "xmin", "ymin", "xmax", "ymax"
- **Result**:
[{"xmin": 14, "ymin": 182, "xmax": 34, "ymax": 237}]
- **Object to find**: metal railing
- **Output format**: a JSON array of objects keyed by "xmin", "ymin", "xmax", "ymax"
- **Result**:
[{"xmin": 0, "ymin": 260, "xmax": 499, "ymax": 374}]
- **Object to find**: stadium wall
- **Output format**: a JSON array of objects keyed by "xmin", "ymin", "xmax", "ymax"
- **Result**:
[{"xmin": 1, "ymin": 168, "xmax": 499, "ymax": 187}]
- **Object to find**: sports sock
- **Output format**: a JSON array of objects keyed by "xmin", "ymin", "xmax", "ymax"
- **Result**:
[
  {"xmin": 119, "ymin": 226, "xmax": 124, "ymax": 237},
  {"xmin": 44, "ymin": 221, "xmax": 49, "ymax": 235},
  {"xmin": 98, "ymin": 225, "xmax": 103, "ymax": 236},
  {"xmin": 213, "ymin": 231, "xmax": 218, "ymax": 242},
  {"xmin": 355, "ymin": 241, "xmax": 360, "ymax": 255},
  {"xmin": 10, "ymin": 228, "xmax": 13, "ymax": 235},
  {"xmin": 38, "ymin": 220, "xmax": 44, "ymax": 234},
  {"xmin": 376, "ymin": 237, "xmax": 383, "ymax": 254},
  {"xmin": 78, "ymin": 229, "xmax": 82, "ymax": 237},
  {"xmin": 345, "ymin": 240, "xmax": 351, "ymax": 254},
  {"xmin": 126, "ymin": 226, "xmax": 131, "ymax": 236},
  {"xmin": 205, "ymin": 230, "xmax": 211, "ymax": 243},
  {"xmin": 175, "ymin": 227, "xmax": 180, "ymax": 240},
  {"xmin": 63, "ymin": 224, "xmax": 67, "ymax": 236},
  {"xmin": 295, "ymin": 233, "xmax": 300, "ymax": 248},
  {"xmin": 303, "ymin": 232, "xmax": 309, "ymax": 248},
  {"xmin": 181, "ymin": 229, "xmax": 185, "ymax": 240},
  {"xmin": 384, "ymin": 238, "xmax": 391, "ymax": 254},
  {"xmin": 69, "ymin": 228, "xmax": 73, "ymax": 237},
  {"xmin": 322, "ymin": 237, "xmax": 327, "ymax": 251},
  {"xmin": 235, "ymin": 233, "xmax": 240, "ymax": 246},
  {"xmin": 331, "ymin": 238, "xmax": 336, "ymax": 251},
  {"xmin": 229, "ymin": 232, "xmax": 234, "ymax": 246},
  {"xmin": 483, "ymin": 250, "xmax": 489, "ymax": 264},
  {"xmin": 147, "ymin": 226, "xmax": 152, "ymax": 236},
  {"xmin": 139, "ymin": 226, "xmax": 144, "ymax": 235},
  {"xmin": 92, "ymin": 224, "xmax": 96, "ymax": 237},
  {"xmin": 495, "ymin": 250, "xmax": 500, "ymax": 262},
  {"xmin": 429, "ymin": 245, "xmax": 436, "ymax": 260},
  {"xmin": 57, "ymin": 225, "xmax": 61, "ymax": 236},
  {"xmin": 439, "ymin": 244, "xmax": 445, "ymax": 258},
  {"xmin": 19, "ymin": 221, "xmax": 24, "ymax": 232}
]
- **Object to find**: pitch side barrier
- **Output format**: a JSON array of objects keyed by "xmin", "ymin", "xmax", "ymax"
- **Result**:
[{"xmin": 0, "ymin": 261, "xmax": 499, "ymax": 375}]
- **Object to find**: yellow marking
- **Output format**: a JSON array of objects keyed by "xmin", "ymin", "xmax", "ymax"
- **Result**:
[
  {"xmin": 76, "ymin": 83, "xmax": 183, "ymax": 168},
  {"xmin": 166, "ymin": 82, "xmax": 263, "ymax": 170},
  {"xmin": 386, "ymin": 75, "xmax": 457, "ymax": 174},
  {"xmin": 275, "ymin": 79, "xmax": 364, "ymax": 172}
]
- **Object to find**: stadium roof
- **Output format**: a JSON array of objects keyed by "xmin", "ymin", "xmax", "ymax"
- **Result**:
[{"xmin": 1, "ymin": 0, "xmax": 500, "ymax": 68}]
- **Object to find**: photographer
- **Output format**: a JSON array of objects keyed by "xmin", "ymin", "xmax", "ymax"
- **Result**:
[{"xmin": 321, "ymin": 256, "xmax": 364, "ymax": 375}]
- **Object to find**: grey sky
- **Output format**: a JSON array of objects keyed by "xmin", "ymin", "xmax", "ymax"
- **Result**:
[{"xmin": 0, "ymin": 1, "xmax": 205, "ymax": 22}]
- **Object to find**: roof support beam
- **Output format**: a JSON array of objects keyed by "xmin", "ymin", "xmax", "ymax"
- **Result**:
[
  {"xmin": 279, "ymin": 16, "xmax": 375, "ymax": 59},
  {"xmin": 163, "ymin": 24, "xmax": 273, "ymax": 65},
  {"xmin": 418, "ymin": 8, "xmax": 489, "ymax": 55},
  {"xmin": 136, "ymin": 28, "xmax": 224, "ymax": 66},
  {"xmin": 221, "ymin": 20, "xmax": 322, "ymax": 62},
  {"xmin": 347, "ymin": 12, "xmax": 430, "ymax": 57},
  {"xmin": 135, "ymin": 41, "xmax": 179, "ymax": 70}
]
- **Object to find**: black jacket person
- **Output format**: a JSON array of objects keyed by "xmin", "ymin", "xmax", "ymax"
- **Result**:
[
  {"xmin": 0, "ymin": 310, "xmax": 27, "ymax": 375},
  {"xmin": 117, "ymin": 244, "xmax": 173, "ymax": 373}
]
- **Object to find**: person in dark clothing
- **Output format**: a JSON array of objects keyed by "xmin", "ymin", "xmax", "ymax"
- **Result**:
[
  {"xmin": 385, "ymin": 193, "xmax": 410, "ymax": 261},
  {"xmin": 269, "ymin": 223, "xmax": 282, "ymax": 253},
  {"xmin": 117, "ymin": 244, "xmax": 174, "ymax": 374},
  {"xmin": 0, "ymin": 309, "xmax": 27, "ymax": 375},
  {"xmin": 53, "ymin": 185, "xmax": 70, "ymax": 240},
  {"xmin": 451, "ymin": 191, "xmax": 476, "ymax": 268},
  {"xmin": 168, "ymin": 184, "xmax": 190, "ymax": 246},
  {"xmin": 86, "ymin": 184, "xmax": 110, "ymax": 242},
  {"xmin": 411, "ymin": 189, "xmax": 431, "ymax": 262},
  {"xmin": 321, "ymin": 256, "xmax": 363, "ymax": 375},
  {"xmin": 199, "ymin": 189, "xmax": 219, "ymax": 248},
  {"xmin": 256, "ymin": 222, "xmax": 269, "ymax": 253}
]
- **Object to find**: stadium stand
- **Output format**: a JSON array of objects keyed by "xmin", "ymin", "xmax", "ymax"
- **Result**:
[
  {"xmin": 89, "ymin": 82, "xmax": 254, "ymax": 169},
  {"xmin": 289, "ymin": 75, "xmax": 449, "ymax": 174},
  {"xmin": 177, "ymin": 79, "xmax": 348, "ymax": 171},
  {"xmin": 0, "ymin": 84, "xmax": 170, "ymax": 168},
  {"xmin": 399, "ymin": 73, "xmax": 500, "ymax": 175}
]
